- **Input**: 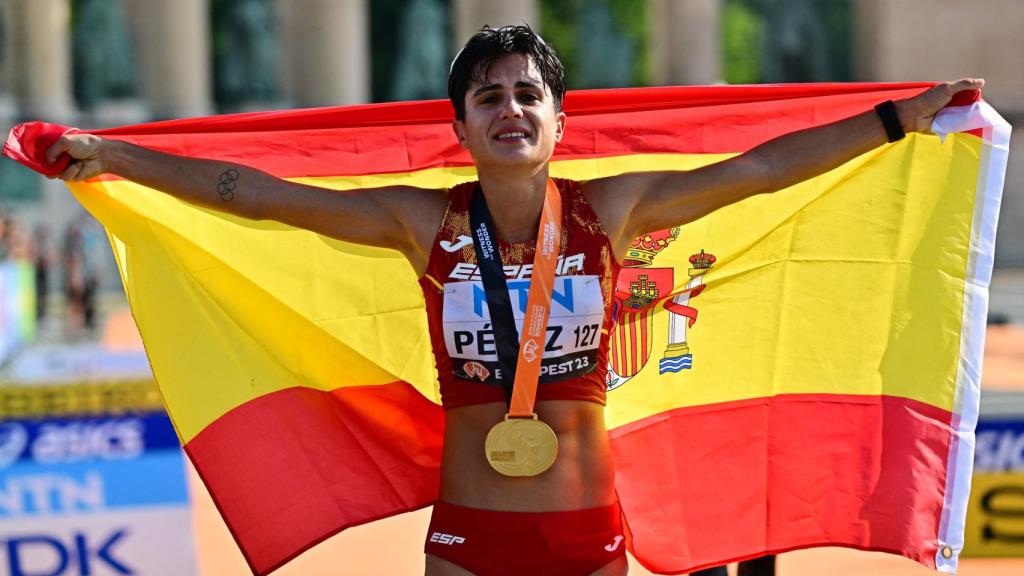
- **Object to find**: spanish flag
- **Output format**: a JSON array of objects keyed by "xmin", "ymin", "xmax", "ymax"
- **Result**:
[{"xmin": 4, "ymin": 83, "xmax": 1009, "ymax": 575}]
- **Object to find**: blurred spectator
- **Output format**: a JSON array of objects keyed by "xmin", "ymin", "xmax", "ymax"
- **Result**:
[
  {"xmin": 64, "ymin": 223, "xmax": 98, "ymax": 335},
  {"xmin": 34, "ymin": 224, "xmax": 54, "ymax": 320},
  {"xmin": 692, "ymin": 565, "xmax": 727, "ymax": 576},
  {"xmin": 4, "ymin": 217, "xmax": 35, "ymax": 262},
  {"xmin": 692, "ymin": 555, "xmax": 776, "ymax": 576},
  {"xmin": 0, "ymin": 209, "xmax": 8, "ymax": 261},
  {"xmin": 738, "ymin": 556, "xmax": 775, "ymax": 576}
]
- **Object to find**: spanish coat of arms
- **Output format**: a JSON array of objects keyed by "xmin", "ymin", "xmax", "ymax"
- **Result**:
[{"xmin": 607, "ymin": 228, "xmax": 715, "ymax": 391}]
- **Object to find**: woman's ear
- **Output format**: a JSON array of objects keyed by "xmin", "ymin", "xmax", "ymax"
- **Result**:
[{"xmin": 452, "ymin": 120, "xmax": 468, "ymax": 148}]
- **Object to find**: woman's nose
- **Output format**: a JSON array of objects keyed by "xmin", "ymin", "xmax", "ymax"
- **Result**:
[{"xmin": 499, "ymin": 96, "xmax": 523, "ymax": 119}]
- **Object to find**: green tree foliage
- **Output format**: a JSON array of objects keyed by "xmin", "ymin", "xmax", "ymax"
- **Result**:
[
  {"xmin": 210, "ymin": 0, "xmax": 279, "ymax": 107},
  {"xmin": 371, "ymin": 0, "xmax": 413, "ymax": 102},
  {"xmin": 379, "ymin": 0, "xmax": 450, "ymax": 102},
  {"xmin": 71, "ymin": 0, "xmax": 138, "ymax": 108},
  {"xmin": 541, "ymin": 0, "xmax": 648, "ymax": 89},
  {"xmin": 722, "ymin": 0, "xmax": 850, "ymax": 84},
  {"xmin": 722, "ymin": 0, "xmax": 763, "ymax": 84}
]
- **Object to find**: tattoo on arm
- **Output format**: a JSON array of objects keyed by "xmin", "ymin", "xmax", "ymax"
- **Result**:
[{"xmin": 217, "ymin": 169, "xmax": 239, "ymax": 201}]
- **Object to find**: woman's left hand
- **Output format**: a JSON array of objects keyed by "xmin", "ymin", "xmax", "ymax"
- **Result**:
[{"xmin": 898, "ymin": 78, "xmax": 985, "ymax": 133}]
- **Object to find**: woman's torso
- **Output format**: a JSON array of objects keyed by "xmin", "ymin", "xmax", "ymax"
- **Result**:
[
  {"xmin": 440, "ymin": 400, "xmax": 617, "ymax": 511},
  {"xmin": 418, "ymin": 178, "xmax": 621, "ymax": 511}
]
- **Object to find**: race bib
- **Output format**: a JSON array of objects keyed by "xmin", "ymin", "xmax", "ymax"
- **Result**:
[{"xmin": 442, "ymin": 275, "xmax": 605, "ymax": 383}]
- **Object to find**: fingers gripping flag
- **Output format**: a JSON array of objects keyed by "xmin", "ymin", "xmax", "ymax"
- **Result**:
[{"xmin": 4, "ymin": 83, "xmax": 1009, "ymax": 575}]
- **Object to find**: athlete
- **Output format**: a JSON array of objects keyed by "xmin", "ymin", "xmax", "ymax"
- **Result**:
[{"xmin": 46, "ymin": 25, "xmax": 981, "ymax": 576}]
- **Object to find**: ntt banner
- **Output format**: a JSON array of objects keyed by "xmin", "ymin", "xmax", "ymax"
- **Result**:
[{"xmin": 0, "ymin": 381, "xmax": 198, "ymax": 576}]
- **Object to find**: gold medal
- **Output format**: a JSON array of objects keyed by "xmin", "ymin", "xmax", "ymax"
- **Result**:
[
  {"xmin": 485, "ymin": 414, "xmax": 559, "ymax": 477},
  {"xmin": 475, "ymin": 181, "xmax": 564, "ymax": 477}
]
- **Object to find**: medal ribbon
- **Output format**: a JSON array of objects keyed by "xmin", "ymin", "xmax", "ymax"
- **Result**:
[{"xmin": 469, "ymin": 179, "xmax": 563, "ymax": 418}]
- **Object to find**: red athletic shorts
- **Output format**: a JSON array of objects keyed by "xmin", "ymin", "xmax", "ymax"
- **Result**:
[{"xmin": 424, "ymin": 500, "xmax": 626, "ymax": 576}]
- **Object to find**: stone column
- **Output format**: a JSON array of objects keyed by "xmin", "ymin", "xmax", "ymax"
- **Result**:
[
  {"xmin": 854, "ymin": 0, "xmax": 1024, "ymax": 107},
  {"xmin": 11, "ymin": 0, "xmax": 75, "ymax": 121},
  {"xmin": 124, "ymin": 0, "xmax": 212, "ymax": 119},
  {"xmin": 851, "ymin": 0, "xmax": 892, "ymax": 83},
  {"xmin": 0, "ymin": 1, "xmax": 19, "ymax": 120},
  {"xmin": 649, "ymin": 0, "xmax": 721, "ymax": 86},
  {"xmin": 278, "ymin": 0, "xmax": 369, "ymax": 107},
  {"xmin": 452, "ymin": 0, "xmax": 539, "ymax": 49}
]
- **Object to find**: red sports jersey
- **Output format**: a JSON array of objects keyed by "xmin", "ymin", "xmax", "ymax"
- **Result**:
[{"xmin": 418, "ymin": 178, "xmax": 621, "ymax": 409}]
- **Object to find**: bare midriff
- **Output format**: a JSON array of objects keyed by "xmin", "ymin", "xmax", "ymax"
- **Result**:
[{"xmin": 439, "ymin": 399, "xmax": 616, "ymax": 511}]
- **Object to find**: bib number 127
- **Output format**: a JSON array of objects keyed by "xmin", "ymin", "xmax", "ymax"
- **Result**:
[{"xmin": 573, "ymin": 323, "xmax": 599, "ymax": 348}]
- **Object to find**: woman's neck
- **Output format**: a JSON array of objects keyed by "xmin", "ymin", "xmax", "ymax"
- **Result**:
[{"xmin": 477, "ymin": 167, "xmax": 550, "ymax": 244}]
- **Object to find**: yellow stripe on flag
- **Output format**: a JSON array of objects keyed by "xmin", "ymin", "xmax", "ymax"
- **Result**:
[
  {"xmin": 70, "ymin": 133, "xmax": 978, "ymax": 440},
  {"xmin": 601, "ymin": 134, "xmax": 982, "ymax": 428},
  {"xmin": 71, "ymin": 180, "xmax": 433, "ymax": 442}
]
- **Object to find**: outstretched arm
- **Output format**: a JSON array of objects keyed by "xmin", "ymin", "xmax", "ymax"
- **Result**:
[
  {"xmin": 46, "ymin": 136, "xmax": 447, "ymax": 272},
  {"xmin": 585, "ymin": 79, "xmax": 985, "ymax": 258}
]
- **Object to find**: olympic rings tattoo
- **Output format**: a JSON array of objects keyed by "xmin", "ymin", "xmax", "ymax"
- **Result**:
[{"xmin": 217, "ymin": 169, "xmax": 239, "ymax": 201}]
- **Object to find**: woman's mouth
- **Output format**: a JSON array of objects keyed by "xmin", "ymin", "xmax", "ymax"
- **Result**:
[{"xmin": 494, "ymin": 129, "xmax": 530, "ymax": 141}]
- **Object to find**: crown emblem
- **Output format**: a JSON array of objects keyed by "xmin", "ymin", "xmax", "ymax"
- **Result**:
[
  {"xmin": 688, "ymin": 250, "xmax": 716, "ymax": 269},
  {"xmin": 624, "ymin": 227, "xmax": 681, "ymax": 267}
]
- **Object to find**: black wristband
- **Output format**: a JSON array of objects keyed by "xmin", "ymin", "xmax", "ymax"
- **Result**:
[{"xmin": 874, "ymin": 100, "xmax": 905, "ymax": 143}]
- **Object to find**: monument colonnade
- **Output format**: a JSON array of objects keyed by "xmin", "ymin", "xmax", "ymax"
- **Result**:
[
  {"xmin": 3, "ymin": 0, "xmax": 720, "ymax": 119},
  {"xmin": 7, "ymin": 0, "xmax": 1022, "ymax": 265}
]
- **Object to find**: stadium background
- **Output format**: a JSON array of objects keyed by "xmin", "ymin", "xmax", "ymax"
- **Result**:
[{"xmin": 0, "ymin": 1, "xmax": 1020, "ymax": 575}]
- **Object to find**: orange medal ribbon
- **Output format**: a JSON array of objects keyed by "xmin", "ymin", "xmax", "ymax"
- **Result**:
[
  {"xmin": 479, "ymin": 179, "xmax": 563, "ymax": 476},
  {"xmin": 507, "ymin": 178, "xmax": 562, "ymax": 417}
]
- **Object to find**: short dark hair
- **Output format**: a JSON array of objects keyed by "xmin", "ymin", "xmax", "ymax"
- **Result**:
[{"xmin": 448, "ymin": 24, "xmax": 567, "ymax": 121}]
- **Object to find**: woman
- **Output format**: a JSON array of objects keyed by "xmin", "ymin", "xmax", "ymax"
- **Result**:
[{"xmin": 47, "ymin": 25, "xmax": 981, "ymax": 576}]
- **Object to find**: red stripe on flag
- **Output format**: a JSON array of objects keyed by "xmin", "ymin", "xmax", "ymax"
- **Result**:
[
  {"xmin": 184, "ymin": 383, "xmax": 444, "ymax": 575},
  {"xmin": 629, "ymin": 312, "xmax": 638, "ymax": 374},
  {"xmin": 18, "ymin": 84, "xmax": 941, "ymax": 180},
  {"xmin": 610, "ymin": 393, "xmax": 951, "ymax": 573},
  {"xmin": 91, "ymin": 82, "xmax": 933, "ymax": 138},
  {"xmin": 614, "ymin": 315, "xmax": 622, "ymax": 368},
  {"xmin": 609, "ymin": 327, "xmax": 618, "ymax": 374},
  {"xmin": 610, "ymin": 323, "xmax": 618, "ymax": 373},
  {"xmin": 640, "ymin": 309, "xmax": 649, "ymax": 366}
]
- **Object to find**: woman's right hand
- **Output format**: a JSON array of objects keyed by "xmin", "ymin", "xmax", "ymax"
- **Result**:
[{"xmin": 46, "ymin": 134, "xmax": 108, "ymax": 181}]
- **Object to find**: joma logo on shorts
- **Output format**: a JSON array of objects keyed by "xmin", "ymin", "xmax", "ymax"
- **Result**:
[{"xmin": 430, "ymin": 532, "xmax": 466, "ymax": 545}]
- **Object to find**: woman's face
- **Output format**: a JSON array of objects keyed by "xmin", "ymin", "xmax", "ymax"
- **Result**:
[{"xmin": 452, "ymin": 53, "xmax": 566, "ymax": 172}]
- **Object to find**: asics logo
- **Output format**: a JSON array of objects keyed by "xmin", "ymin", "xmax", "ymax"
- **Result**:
[
  {"xmin": 604, "ymin": 535, "xmax": 624, "ymax": 552},
  {"xmin": 441, "ymin": 235, "xmax": 474, "ymax": 253},
  {"xmin": 0, "ymin": 423, "xmax": 27, "ymax": 468},
  {"xmin": 430, "ymin": 532, "xmax": 466, "ymax": 545}
]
